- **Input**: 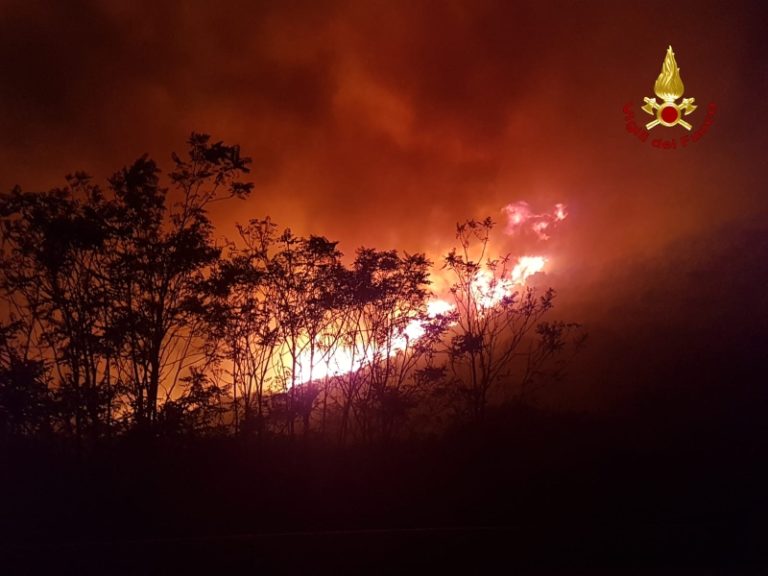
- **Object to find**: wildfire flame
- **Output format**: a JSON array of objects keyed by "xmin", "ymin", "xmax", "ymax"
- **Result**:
[
  {"xmin": 502, "ymin": 201, "xmax": 567, "ymax": 240},
  {"xmin": 654, "ymin": 45, "xmax": 685, "ymax": 102},
  {"xmin": 290, "ymin": 203, "xmax": 564, "ymax": 386},
  {"xmin": 512, "ymin": 255, "xmax": 546, "ymax": 284},
  {"xmin": 293, "ymin": 254, "xmax": 548, "ymax": 385}
]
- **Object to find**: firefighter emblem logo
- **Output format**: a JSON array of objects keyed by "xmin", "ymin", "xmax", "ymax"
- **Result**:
[{"xmin": 641, "ymin": 46, "xmax": 696, "ymax": 130}]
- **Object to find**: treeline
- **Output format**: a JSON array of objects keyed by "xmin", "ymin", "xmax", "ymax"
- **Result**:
[{"xmin": 0, "ymin": 134, "xmax": 583, "ymax": 447}]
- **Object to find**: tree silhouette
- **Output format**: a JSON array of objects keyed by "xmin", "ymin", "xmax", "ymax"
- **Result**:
[
  {"xmin": 443, "ymin": 218, "xmax": 557, "ymax": 421},
  {"xmin": 331, "ymin": 249, "xmax": 446, "ymax": 443},
  {"xmin": 268, "ymin": 229, "xmax": 344, "ymax": 436},
  {"xmin": 106, "ymin": 134, "xmax": 252, "ymax": 434},
  {"xmin": 0, "ymin": 321, "xmax": 50, "ymax": 439},
  {"xmin": 0, "ymin": 133, "xmax": 252, "ymax": 441},
  {"xmin": 518, "ymin": 320, "xmax": 587, "ymax": 402},
  {"xmin": 0, "ymin": 174, "xmax": 119, "ymax": 442},
  {"xmin": 200, "ymin": 218, "xmax": 280, "ymax": 437}
]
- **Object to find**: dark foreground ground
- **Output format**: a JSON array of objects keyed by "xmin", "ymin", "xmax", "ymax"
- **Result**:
[
  {"xmin": 4, "ymin": 523, "xmax": 765, "ymax": 575},
  {"xmin": 1, "ymin": 393, "xmax": 766, "ymax": 575}
]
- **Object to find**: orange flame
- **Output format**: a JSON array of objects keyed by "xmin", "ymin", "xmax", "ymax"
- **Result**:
[
  {"xmin": 502, "ymin": 202, "xmax": 568, "ymax": 240},
  {"xmin": 290, "ymin": 203, "xmax": 564, "ymax": 386},
  {"xmin": 291, "ymin": 254, "xmax": 548, "ymax": 385}
]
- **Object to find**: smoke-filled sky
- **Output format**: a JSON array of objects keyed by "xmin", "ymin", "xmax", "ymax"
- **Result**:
[{"xmin": 1, "ymin": 0, "xmax": 766, "ymax": 407}]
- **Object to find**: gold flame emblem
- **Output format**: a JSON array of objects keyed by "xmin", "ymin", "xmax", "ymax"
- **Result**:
[{"xmin": 641, "ymin": 46, "xmax": 697, "ymax": 130}]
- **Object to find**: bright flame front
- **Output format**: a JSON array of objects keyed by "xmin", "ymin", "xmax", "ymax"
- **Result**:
[{"xmin": 292, "ymin": 254, "xmax": 548, "ymax": 386}]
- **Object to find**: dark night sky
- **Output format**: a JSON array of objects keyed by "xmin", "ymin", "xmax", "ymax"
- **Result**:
[{"xmin": 1, "ymin": 0, "xmax": 766, "ymax": 407}]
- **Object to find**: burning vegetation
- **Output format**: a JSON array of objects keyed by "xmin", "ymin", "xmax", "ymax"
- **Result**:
[{"xmin": 0, "ymin": 134, "xmax": 583, "ymax": 445}]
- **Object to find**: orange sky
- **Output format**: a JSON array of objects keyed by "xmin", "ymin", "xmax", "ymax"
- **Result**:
[{"xmin": 1, "ymin": 0, "xmax": 766, "ymax": 407}]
